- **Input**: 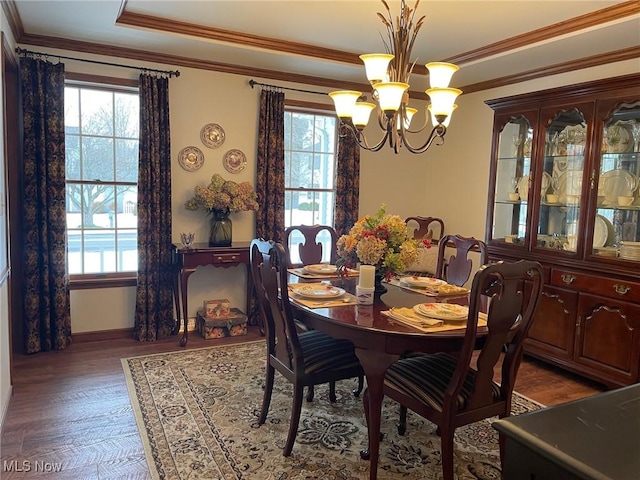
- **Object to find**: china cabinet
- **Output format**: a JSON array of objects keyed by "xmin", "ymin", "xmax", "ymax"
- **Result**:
[{"xmin": 485, "ymin": 73, "xmax": 640, "ymax": 388}]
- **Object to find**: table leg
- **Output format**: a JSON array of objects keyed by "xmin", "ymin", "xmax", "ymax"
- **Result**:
[
  {"xmin": 179, "ymin": 269, "xmax": 194, "ymax": 347},
  {"xmin": 172, "ymin": 265, "xmax": 181, "ymax": 335},
  {"xmin": 354, "ymin": 348, "xmax": 399, "ymax": 480}
]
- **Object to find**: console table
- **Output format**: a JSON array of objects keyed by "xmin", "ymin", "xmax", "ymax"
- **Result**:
[
  {"xmin": 493, "ymin": 384, "xmax": 640, "ymax": 479},
  {"xmin": 172, "ymin": 242, "xmax": 252, "ymax": 346}
]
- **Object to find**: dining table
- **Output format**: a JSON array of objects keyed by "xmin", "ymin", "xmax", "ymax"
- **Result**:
[{"xmin": 287, "ymin": 271, "xmax": 486, "ymax": 480}]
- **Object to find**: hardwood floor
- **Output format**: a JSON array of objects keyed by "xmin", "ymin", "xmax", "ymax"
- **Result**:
[{"xmin": 0, "ymin": 327, "xmax": 607, "ymax": 479}]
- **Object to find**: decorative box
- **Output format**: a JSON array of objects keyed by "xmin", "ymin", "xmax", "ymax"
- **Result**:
[
  {"xmin": 203, "ymin": 298, "xmax": 231, "ymax": 318},
  {"xmin": 196, "ymin": 308, "xmax": 247, "ymax": 339}
]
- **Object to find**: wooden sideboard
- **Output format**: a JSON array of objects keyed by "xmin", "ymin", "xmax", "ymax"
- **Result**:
[{"xmin": 172, "ymin": 242, "xmax": 252, "ymax": 346}]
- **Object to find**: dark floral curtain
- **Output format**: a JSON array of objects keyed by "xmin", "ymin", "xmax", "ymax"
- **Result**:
[
  {"xmin": 334, "ymin": 124, "xmax": 360, "ymax": 236},
  {"xmin": 20, "ymin": 56, "xmax": 71, "ymax": 353},
  {"xmin": 133, "ymin": 74, "xmax": 174, "ymax": 341},
  {"xmin": 255, "ymin": 88, "xmax": 285, "ymax": 242}
]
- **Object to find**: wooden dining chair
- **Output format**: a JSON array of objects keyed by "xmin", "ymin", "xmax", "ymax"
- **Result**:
[
  {"xmin": 404, "ymin": 216, "xmax": 445, "ymax": 243},
  {"xmin": 364, "ymin": 259, "xmax": 543, "ymax": 480},
  {"xmin": 284, "ymin": 224, "xmax": 338, "ymax": 267},
  {"xmin": 251, "ymin": 240, "xmax": 364, "ymax": 456},
  {"xmin": 436, "ymin": 234, "xmax": 488, "ymax": 287}
]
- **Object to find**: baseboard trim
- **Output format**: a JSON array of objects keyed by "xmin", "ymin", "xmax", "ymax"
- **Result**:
[
  {"xmin": 72, "ymin": 328, "xmax": 134, "ymax": 343},
  {"xmin": 71, "ymin": 320, "xmax": 196, "ymax": 343}
]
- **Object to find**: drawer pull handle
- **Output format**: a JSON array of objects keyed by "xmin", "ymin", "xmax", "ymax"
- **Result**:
[
  {"xmin": 216, "ymin": 255, "xmax": 237, "ymax": 262},
  {"xmin": 561, "ymin": 274, "xmax": 576, "ymax": 284},
  {"xmin": 613, "ymin": 284, "xmax": 631, "ymax": 295}
]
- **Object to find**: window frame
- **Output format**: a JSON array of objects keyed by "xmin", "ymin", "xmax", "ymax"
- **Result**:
[
  {"xmin": 284, "ymin": 101, "xmax": 338, "ymax": 221},
  {"xmin": 283, "ymin": 100, "xmax": 339, "ymax": 264},
  {"xmin": 65, "ymin": 73, "xmax": 139, "ymax": 289}
]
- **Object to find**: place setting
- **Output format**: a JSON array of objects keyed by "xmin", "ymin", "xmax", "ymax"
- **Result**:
[
  {"xmin": 288, "ymin": 263, "xmax": 359, "ymax": 279},
  {"xmin": 382, "ymin": 302, "xmax": 487, "ymax": 333},
  {"xmin": 288, "ymin": 282, "xmax": 358, "ymax": 308},
  {"xmin": 390, "ymin": 275, "xmax": 470, "ymax": 297}
]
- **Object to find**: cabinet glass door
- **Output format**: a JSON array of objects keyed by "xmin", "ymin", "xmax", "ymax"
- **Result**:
[
  {"xmin": 537, "ymin": 108, "xmax": 587, "ymax": 252},
  {"xmin": 593, "ymin": 101, "xmax": 640, "ymax": 261},
  {"xmin": 492, "ymin": 116, "xmax": 533, "ymax": 245}
]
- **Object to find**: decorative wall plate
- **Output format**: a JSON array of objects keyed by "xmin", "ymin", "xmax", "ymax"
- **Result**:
[
  {"xmin": 200, "ymin": 123, "xmax": 225, "ymax": 149},
  {"xmin": 178, "ymin": 146, "xmax": 204, "ymax": 171},
  {"xmin": 223, "ymin": 149, "xmax": 247, "ymax": 174}
]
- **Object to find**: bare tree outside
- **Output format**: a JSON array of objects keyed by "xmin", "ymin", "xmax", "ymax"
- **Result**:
[
  {"xmin": 65, "ymin": 88, "xmax": 138, "ymax": 228},
  {"xmin": 65, "ymin": 85, "xmax": 139, "ymax": 274}
]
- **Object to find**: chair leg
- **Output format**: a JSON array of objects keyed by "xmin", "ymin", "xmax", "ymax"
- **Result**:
[
  {"xmin": 284, "ymin": 385, "xmax": 304, "ymax": 457},
  {"xmin": 306, "ymin": 385, "xmax": 314, "ymax": 402},
  {"xmin": 329, "ymin": 381, "xmax": 337, "ymax": 403},
  {"xmin": 440, "ymin": 428, "xmax": 455, "ymax": 480},
  {"xmin": 353, "ymin": 374, "xmax": 364, "ymax": 397},
  {"xmin": 259, "ymin": 364, "xmax": 275, "ymax": 425},
  {"xmin": 397, "ymin": 405, "xmax": 407, "ymax": 435}
]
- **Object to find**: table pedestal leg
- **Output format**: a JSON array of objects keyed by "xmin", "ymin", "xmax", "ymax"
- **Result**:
[
  {"xmin": 355, "ymin": 348, "xmax": 399, "ymax": 480},
  {"xmin": 179, "ymin": 269, "xmax": 194, "ymax": 347}
]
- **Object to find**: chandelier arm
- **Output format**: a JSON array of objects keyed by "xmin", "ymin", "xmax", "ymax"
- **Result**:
[
  {"xmin": 403, "ymin": 114, "xmax": 430, "ymax": 135},
  {"xmin": 401, "ymin": 125, "xmax": 447, "ymax": 154},
  {"xmin": 340, "ymin": 121, "xmax": 390, "ymax": 152}
]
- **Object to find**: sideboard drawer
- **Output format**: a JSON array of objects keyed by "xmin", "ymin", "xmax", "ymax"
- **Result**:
[
  {"xmin": 179, "ymin": 248, "xmax": 250, "ymax": 269},
  {"xmin": 211, "ymin": 251, "xmax": 249, "ymax": 265},
  {"xmin": 551, "ymin": 269, "xmax": 640, "ymax": 302}
]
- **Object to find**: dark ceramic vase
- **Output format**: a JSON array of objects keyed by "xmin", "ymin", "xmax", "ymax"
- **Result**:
[{"xmin": 209, "ymin": 209, "xmax": 232, "ymax": 247}]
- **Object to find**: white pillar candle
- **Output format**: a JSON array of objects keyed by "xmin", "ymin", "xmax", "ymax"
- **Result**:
[{"xmin": 359, "ymin": 265, "xmax": 376, "ymax": 289}]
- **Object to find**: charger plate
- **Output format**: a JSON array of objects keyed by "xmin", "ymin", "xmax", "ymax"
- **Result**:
[
  {"xmin": 291, "ymin": 283, "xmax": 345, "ymax": 299},
  {"xmin": 413, "ymin": 303, "xmax": 468, "ymax": 321},
  {"xmin": 302, "ymin": 264, "xmax": 338, "ymax": 275}
]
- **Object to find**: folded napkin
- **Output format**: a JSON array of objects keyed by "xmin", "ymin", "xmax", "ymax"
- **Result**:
[
  {"xmin": 384, "ymin": 307, "xmax": 443, "ymax": 329},
  {"xmin": 382, "ymin": 308, "xmax": 488, "ymax": 333}
]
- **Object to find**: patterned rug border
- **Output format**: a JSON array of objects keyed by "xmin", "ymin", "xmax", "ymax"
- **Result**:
[
  {"xmin": 122, "ymin": 340, "xmax": 544, "ymax": 480},
  {"xmin": 121, "ymin": 339, "xmax": 265, "ymax": 480}
]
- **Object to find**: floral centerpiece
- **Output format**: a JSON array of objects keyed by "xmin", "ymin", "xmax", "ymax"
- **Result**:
[
  {"xmin": 336, "ymin": 205, "xmax": 424, "ymax": 288},
  {"xmin": 185, "ymin": 173, "xmax": 259, "ymax": 246}
]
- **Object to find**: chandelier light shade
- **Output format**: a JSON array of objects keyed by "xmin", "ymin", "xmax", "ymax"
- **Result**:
[{"xmin": 329, "ymin": 0, "xmax": 462, "ymax": 154}]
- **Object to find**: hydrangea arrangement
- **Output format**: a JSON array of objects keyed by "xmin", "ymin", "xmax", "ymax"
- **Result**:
[
  {"xmin": 184, "ymin": 173, "xmax": 258, "ymax": 214},
  {"xmin": 336, "ymin": 204, "xmax": 421, "ymax": 280}
]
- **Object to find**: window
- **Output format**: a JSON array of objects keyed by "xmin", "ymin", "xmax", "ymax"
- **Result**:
[
  {"xmin": 284, "ymin": 108, "xmax": 337, "ymax": 263},
  {"xmin": 64, "ymin": 82, "xmax": 139, "ymax": 277}
]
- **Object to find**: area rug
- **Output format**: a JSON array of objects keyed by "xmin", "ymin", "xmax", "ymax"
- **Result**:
[{"xmin": 122, "ymin": 340, "xmax": 544, "ymax": 480}]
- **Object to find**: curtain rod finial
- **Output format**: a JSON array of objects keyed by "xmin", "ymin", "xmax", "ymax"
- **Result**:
[{"xmin": 249, "ymin": 79, "xmax": 256, "ymax": 89}]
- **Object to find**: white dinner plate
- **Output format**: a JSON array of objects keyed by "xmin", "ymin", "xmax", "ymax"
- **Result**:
[
  {"xmin": 598, "ymin": 169, "xmax": 638, "ymax": 206},
  {"xmin": 517, "ymin": 172, "xmax": 551, "ymax": 201},
  {"xmin": 293, "ymin": 284, "xmax": 345, "ymax": 299},
  {"xmin": 593, "ymin": 215, "xmax": 612, "ymax": 249},
  {"xmin": 400, "ymin": 276, "xmax": 445, "ymax": 288},
  {"xmin": 302, "ymin": 264, "xmax": 339, "ymax": 275},
  {"xmin": 593, "ymin": 217, "xmax": 606, "ymax": 249},
  {"xmin": 413, "ymin": 303, "xmax": 468, "ymax": 321}
]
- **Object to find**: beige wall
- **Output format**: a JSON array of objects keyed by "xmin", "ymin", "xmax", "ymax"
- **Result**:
[{"xmin": 0, "ymin": 8, "xmax": 13, "ymax": 430}]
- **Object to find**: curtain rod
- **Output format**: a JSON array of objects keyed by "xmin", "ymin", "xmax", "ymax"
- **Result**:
[
  {"xmin": 248, "ymin": 79, "xmax": 325, "ymax": 96},
  {"xmin": 15, "ymin": 48, "xmax": 180, "ymax": 78}
]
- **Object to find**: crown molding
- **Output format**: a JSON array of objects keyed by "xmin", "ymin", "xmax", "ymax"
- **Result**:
[
  {"xmin": 1, "ymin": 0, "xmax": 24, "ymax": 43},
  {"xmin": 463, "ymin": 45, "xmax": 640, "ymax": 94},
  {"xmin": 115, "ymin": 0, "xmax": 640, "ymax": 76},
  {"xmin": 444, "ymin": 1, "xmax": 640, "ymax": 66},
  {"xmin": 12, "ymin": 0, "xmax": 640, "ymax": 99}
]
